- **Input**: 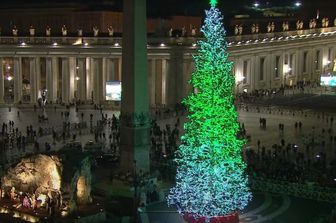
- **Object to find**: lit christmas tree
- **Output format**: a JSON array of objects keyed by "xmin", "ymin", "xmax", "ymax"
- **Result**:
[{"xmin": 168, "ymin": 0, "xmax": 251, "ymax": 221}]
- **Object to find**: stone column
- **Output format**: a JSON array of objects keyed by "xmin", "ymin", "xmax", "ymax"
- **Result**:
[
  {"xmin": 167, "ymin": 50, "xmax": 183, "ymax": 107},
  {"xmin": 118, "ymin": 57, "xmax": 122, "ymax": 81},
  {"xmin": 29, "ymin": 58, "xmax": 36, "ymax": 103},
  {"xmin": 46, "ymin": 57, "xmax": 52, "ymax": 101},
  {"xmin": 155, "ymin": 59, "xmax": 162, "ymax": 105},
  {"xmin": 166, "ymin": 58, "xmax": 175, "ymax": 107},
  {"xmin": 102, "ymin": 57, "xmax": 107, "ymax": 101},
  {"xmin": 46, "ymin": 57, "xmax": 58, "ymax": 103},
  {"xmin": 266, "ymin": 55, "xmax": 272, "ymax": 89},
  {"xmin": 120, "ymin": 0, "xmax": 150, "ymax": 172},
  {"xmin": 295, "ymin": 50, "xmax": 301, "ymax": 84},
  {"xmin": 69, "ymin": 57, "xmax": 76, "ymax": 101},
  {"xmin": 61, "ymin": 58, "xmax": 70, "ymax": 103},
  {"xmin": 279, "ymin": 55, "xmax": 284, "ymax": 82},
  {"xmin": 149, "ymin": 59, "xmax": 156, "ymax": 107},
  {"xmin": 183, "ymin": 58, "xmax": 193, "ymax": 98},
  {"xmin": 86, "ymin": 57, "xmax": 93, "ymax": 102},
  {"xmin": 161, "ymin": 59, "xmax": 168, "ymax": 106},
  {"xmin": 0, "ymin": 58, "xmax": 4, "ymax": 103},
  {"xmin": 107, "ymin": 58, "xmax": 114, "ymax": 81},
  {"xmin": 30, "ymin": 57, "xmax": 41, "ymax": 104},
  {"xmin": 78, "ymin": 58, "xmax": 87, "ymax": 102},
  {"xmin": 13, "ymin": 57, "xmax": 22, "ymax": 103},
  {"xmin": 307, "ymin": 50, "xmax": 313, "ymax": 81},
  {"xmin": 61, "ymin": 57, "xmax": 76, "ymax": 103},
  {"xmin": 92, "ymin": 58, "xmax": 102, "ymax": 104},
  {"xmin": 251, "ymin": 55, "xmax": 257, "ymax": 91},
  {"xmin": 181, "ymin": 59, "xmax": 188, "ymax": 100}
]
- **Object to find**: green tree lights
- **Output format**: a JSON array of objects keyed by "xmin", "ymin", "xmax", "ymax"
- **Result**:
[
  {"xmin": 167, "ymin": 4, "xmax": 251, "ymax": 220},
  {"xmin": 210, "ymin": 0, "xmax": 218, "ymax": 7}
]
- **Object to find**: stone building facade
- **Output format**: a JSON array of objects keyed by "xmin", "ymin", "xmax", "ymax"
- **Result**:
[{"xmin": 0, "ymin": 27, "xmax": 335, "ymax": 107}]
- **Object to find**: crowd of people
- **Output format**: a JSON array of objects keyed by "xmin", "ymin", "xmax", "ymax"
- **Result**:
[
  {"xmin": 236, "ymin": 80, "xmax": 323, "ymax": 104},
  {"xmin": 1, "ymin": 96, "xmax": 336, "ymax": 214},
  {"xmin": 238, "ymin": 104, "xmax": 336, "ymax": 188}
]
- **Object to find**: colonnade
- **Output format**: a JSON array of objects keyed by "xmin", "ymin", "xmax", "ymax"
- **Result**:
[
  {"xmin": 0, "ymin": 28, "xmax": 335, "ymax": 107},
  {"xmin": 232, "ymin": 41, "xmax": 336, "ymax": 92},
  {"xmin": 0, "ymin": 56, "xmax": 172, "ymax": 107}
]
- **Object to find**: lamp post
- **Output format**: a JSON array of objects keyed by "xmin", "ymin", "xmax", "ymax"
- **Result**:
[
  {"xmin": 75, "ymin": 76, "xmax": 80, "ymax": 100},
  {"xmin": 323, "ymin": 59, "xmax": 331, "ymax": 74},
  {"xmin": 75, "ymin": 64, "xmax": 80, "ymax": 100},
  {"xmin": 6, "ymin": 75, "xmax": 13, "ymax": 102},
  {"xmin": 294, "ymin": 2, "xmax": 302, "ymax": 7},
  {"xmin": 283, "ymin": 64, "xmax": 292, "ymax": 87},
  {"xmin": 321, "ymin": 59, "xmax": 331, "ymax": 95}
]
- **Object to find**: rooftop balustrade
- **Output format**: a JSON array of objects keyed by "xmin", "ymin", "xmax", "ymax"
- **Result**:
[{"xmin": 0, "ymin": 27, "xmax": 334, "ymax": 48}]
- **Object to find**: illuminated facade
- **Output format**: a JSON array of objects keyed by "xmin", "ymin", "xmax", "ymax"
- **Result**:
[{"xmin": 0, "ymin": 26, "xmax": 335, "ymax": 107}]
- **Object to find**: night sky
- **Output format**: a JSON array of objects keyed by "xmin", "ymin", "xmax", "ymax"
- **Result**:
[{"xmin": 0, "ymin": 0, "xmax": 335, "ymax": 17}]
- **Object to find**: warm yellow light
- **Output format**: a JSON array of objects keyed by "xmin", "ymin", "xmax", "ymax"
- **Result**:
[
  {"xmin": 61, "ymin": 210, "xmax": 69, "ymax": 217},
  {"xmin": 0, "ymin": 207, "xmax": 9, "ymax": 213},
  {"xmin": 37, "ymin": 194, "xmax": 47, "ymax": 206},
  {"xmin": 13, "ymin": 211, "xmax": 20, "ymax": 218},
  {"xmin": 73, "ymin": 38, "xmax": 83, "ymax": 45},
  {"xmin": 323, "ymin": 59, "xmax": 331, "ymax": 66},
  {"xmin": 77, "ymin": 176, "xmax": 86, "ymax": 201}
]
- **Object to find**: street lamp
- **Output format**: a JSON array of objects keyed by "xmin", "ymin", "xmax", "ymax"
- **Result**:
[
  {"xmin": 75, "ymin": 76, "xmax": 80, "ymax": 99},
  {"xmin": 294, "ymin": 2, "xmax": 302, "ymax": 7},
  {"xmin": 283, "ymin": 64, "xmax": 292, "ymax": 86},
  {"xmin": 323, "ymin": 59, "xmax": 331, "ymax": 73},
  {"xmin": 253, "ymin": 2, "xmax": 260, "ymax": 7}
]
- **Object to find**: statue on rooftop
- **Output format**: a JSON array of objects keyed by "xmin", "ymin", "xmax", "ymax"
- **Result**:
[
  {"xmin": 168, "ymin": 27, "xmax": 173, "ymax": 37},
  {"xmin": 93, "ymin": 26, "xmax": 99, "ymax": 37},
  {"xmin": 191, "ymin": 26, "xmax": 197, "ymax": 36},
  {"xmin": 108, "ymin": 26, "xmax": 114, "ymax": 37},
  {"xmin": 46, "ymin": 26, "xmax": 51, "ymax": 36},
  {"xmin": 271, "ymin": 22, "xmax": 275, "ymax": 32},
  {"xmin": 77, "ymin": 28, "xmax": 83, "ymax": 37},
  {"xmin": 181, "ymin": 26, "xmax": 186, "ymax": 37},
  {"xmin": 62, "ymin": 25, "xmax": 67, "ymax": 36},
  {"xmin": 29, "ymin": 25, "xmax": 35, "ymax": 36},
  {"xmin": 282, "ymin": 21, "xmax": 289, "ymax": 31},
  {"xmin": 234, "ymin": 25, "xmax": 239, "ymax": 35},
  {"xmin": 251, "ymin": 24, "xmax": 256, "ymax": 34},
  {"xmin": 238, "ymin": 25, "xmax": 243, "ymax": 35},
  {"xmin": 267, "ymin": 22, "xmax": 271, "ymax": 33},
  {"xmin": 12, "ymin": 26, "xmax": 18, "ymax": 36}
]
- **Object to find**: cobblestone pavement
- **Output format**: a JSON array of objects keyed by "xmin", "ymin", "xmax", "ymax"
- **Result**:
[
  {"xmin": 1, "ymin": 102, "xmax": 336, "ymax": 222},
  {"xmin": 144, "ymin": 192, "xmax": 334, "ymax": 223},
  {"xmin": 0, "ymin": 105, "xmax": 120, "ymax": 166}
]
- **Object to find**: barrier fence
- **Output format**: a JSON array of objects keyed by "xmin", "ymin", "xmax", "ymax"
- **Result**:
[{"xmin": 250, "ymin": 177, "xmax": 336, "ymax": 203}]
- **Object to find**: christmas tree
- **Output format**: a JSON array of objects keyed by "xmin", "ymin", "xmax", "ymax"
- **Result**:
[{"xmin": 167, "ymin": 0, "xmax": 251, "ymax": 220}]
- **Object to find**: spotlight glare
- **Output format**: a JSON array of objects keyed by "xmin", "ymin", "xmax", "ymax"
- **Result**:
[
  {"xmin": 295, "ymin": 2, "xmax": 301, "ymax": 7},
  {"xmin": 253, "ymin": 2, "xmax": 260, "ymax": 7}
]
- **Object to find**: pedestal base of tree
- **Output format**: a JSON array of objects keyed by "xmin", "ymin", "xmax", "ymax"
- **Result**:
[{"xmin": 183, "ymin": 212, "xmax": 239, "ymax": 223}]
